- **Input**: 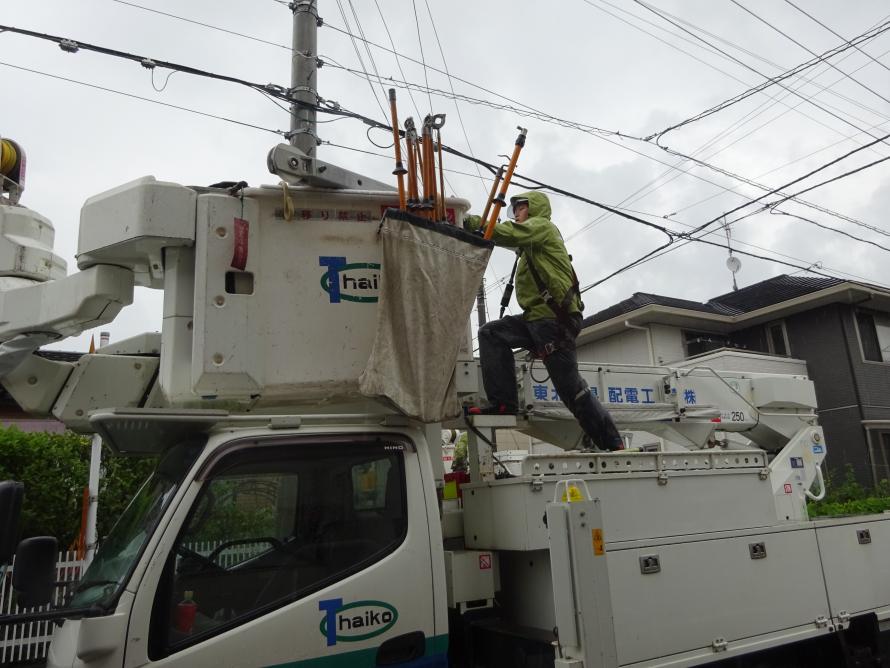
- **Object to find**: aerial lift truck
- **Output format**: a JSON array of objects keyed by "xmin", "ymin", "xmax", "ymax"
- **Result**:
[{"xmin": 1, "ymin": 126, "xmax": 890, "ymax": 668}]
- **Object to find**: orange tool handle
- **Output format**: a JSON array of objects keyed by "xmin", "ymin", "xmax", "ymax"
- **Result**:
[
  {"xmin": 480, "ymin": 165, "xmax": 504, "ymax": 230},
  {"xmin": 388, "ymin": 89, "xmax": 407, "ymax": 211},
  {"xmin": 483, "ymin": 127, "xmax": 528, "ymax": 240}
]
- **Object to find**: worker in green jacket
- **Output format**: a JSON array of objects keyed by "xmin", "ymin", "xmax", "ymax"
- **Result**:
[{"xmin": 465, "ymin": 191, "xmax": 622, "ymax": 451}]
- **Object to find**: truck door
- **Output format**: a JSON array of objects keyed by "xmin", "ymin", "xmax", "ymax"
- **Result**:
[{"xmin": 124, "ymin": 435, "xmax": 444, "ymax": 667}]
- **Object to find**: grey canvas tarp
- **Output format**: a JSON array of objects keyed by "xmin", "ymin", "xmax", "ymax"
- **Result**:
[{"xmin": 359, "ymin": 210, "xmax": 492, "ymax": 422}]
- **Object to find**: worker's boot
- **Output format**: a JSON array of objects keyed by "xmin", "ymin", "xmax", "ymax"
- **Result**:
[{"xmin": 581, "ymin": 433, "xmax": 623, "ymax": 452}]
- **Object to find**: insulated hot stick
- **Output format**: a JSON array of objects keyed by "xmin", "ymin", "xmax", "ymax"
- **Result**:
[
  {"xmin": 480, "ymin": 165, "xmax": 504, "ymax": 228},
  {"xmin": 404, "ymin": 118, "xmax": 420, "ymax": 209},
  {"xmin": 422, "ymin": 114, "xmax": 446, "ymax": 220},
  {"xmin": 436, "ymin": 129, "xmax": 446, "ymax": 222},
  {"xmin": 484, "ymin": 127, "xmax": 528, "ymax": 240},
  {"xmin": 387, "ymin": 89, "xmax": 407, "ymax": 211}
]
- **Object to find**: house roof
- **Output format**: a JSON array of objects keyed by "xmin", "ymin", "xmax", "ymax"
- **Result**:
[
  {"xmin": 706, "ymin": 275, "xmax": 845, "ymax": 314},
  {"xmin": 581, "ymin": 274, "xmax": 890, "ymax": 335},
  {"xmin": 588, "ymin": 293, "xmax": 725, "ymax": 326}
]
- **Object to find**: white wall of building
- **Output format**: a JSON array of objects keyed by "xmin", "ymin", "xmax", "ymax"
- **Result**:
[{"xmin": 578, "ymin": 324, "xmax": 685, "ymax": 366}]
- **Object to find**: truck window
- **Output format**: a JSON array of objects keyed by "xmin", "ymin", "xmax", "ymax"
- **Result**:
[{"xmin": 149, "ymin": 440, "xmax": 407, "ymax": 657}]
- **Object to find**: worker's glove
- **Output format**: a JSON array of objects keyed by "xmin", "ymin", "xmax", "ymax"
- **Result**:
[{"xmin": 462, "ymin": 214, "xmax": 483, "ymax": 232}]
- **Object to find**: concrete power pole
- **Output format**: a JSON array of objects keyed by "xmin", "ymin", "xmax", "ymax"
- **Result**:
[
  {"xmin": 290, "ymin": 0, "xmax": 319, "ymax": 157},
  {"xmin": 84, "ymin": 330, "xmax": 110, "ymax": 567},
  {"xmin": 476, "ymin": 279, "xmax": 488, "ymax": 327}
]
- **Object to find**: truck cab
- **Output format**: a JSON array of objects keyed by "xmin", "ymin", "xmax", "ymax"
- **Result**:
[{"xmin": 48, "ymin": 417, "xmax": 449, "ymax": 668}]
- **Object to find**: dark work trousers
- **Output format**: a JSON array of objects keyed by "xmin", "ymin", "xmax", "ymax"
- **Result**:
[{"xmin": 477, "ymin": 313, "xmax": 623, "ymax": 451}]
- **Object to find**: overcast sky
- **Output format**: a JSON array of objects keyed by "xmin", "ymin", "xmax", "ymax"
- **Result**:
[{"xmin": 2, "ymin": 0, "xmax": 889, "ymax": 352}]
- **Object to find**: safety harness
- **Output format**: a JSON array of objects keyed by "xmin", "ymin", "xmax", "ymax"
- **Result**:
[{"xmin": 504, "ymin": 250, "xmax": 584, "ymax": 333}]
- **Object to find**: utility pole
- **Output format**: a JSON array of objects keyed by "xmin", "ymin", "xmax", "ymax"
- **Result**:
[
  {"xmin": 476, "ymin": 279, "xmax": 488, "ymax": 327},
  {"xmin": 84, "ymin": 330, "xmax": 110, "ymax": 567},
  {"xmin": 268, "ymin": 0, "xmax": 392, "ymax": 189},
  {"xmin": 290, "ymin": 0, "xmax": 319, "ymax": 157}
]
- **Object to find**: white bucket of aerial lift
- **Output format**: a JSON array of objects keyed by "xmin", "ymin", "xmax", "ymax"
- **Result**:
[
  {"xmin": 0, "ymin": 203, "xmax": 67, "ymax": 283},
  {"xmin": 76, "ymin": 176, "xmax": 472, "ymax": 408},
  {"xmin": 76, "ymin": 176, "xmax": 197, "ymax": 289}
]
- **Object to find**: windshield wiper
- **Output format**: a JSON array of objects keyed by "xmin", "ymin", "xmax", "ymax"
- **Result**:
[{"xmin": 73, "ymin": 579, "xmax": 119, "ymax": 594}]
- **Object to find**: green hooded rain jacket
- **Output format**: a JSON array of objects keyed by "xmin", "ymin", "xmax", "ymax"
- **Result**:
[{"xmin": 467, "ymin": 191, "xmax": 582, "ymax": 322}]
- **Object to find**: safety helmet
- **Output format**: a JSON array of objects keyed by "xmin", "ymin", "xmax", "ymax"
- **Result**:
[{"xmin": 509, "ymin": 196, "xmax": 529, "ymax": 218}]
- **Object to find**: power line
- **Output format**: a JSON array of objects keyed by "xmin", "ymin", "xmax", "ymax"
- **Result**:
[
  {"xmin": 372, "ymin": 0, "xmax": 422, "ymax": 120},
  {"xmin": 728, "ymin": 0, "xmax": 890, "ymax": 108},
  {"xmin": 691, "ymin": 132, "xmax": 890, "ymax": 235},
  {"xmin": 411, "ymin": 0, "xmax": 433, "ymax": 114},
  {"xmin": 325, "ymin": 57, "xmax": 883, "ymax": 239},
  {"xmin": 0, "ymin": 60, "xmax": 284, "ymax": 136},
  {"xmin": 109, "ymin": 0, "xmax": 291, "ymax": 50},
  {"xmin": 769, "ymin": 209, "xmax": 890, "ymax": 253},
  {"xmin": 585, "ymin": 0, "xmax": 890, "ymax": 126},
  {"xmin": 8, "ymin": 23, "xmax": 887, "ymax": 293},
  {"xmin": 636, "ymin": 2, "xmax": 890, "ymax": 144},
  {"xmin": 422, "ymin": 0, "xmax": 488, "ymax": 197},
  {"xmin": 784, "ymin": 0, "xmax": 890, "ymax": 74},
  {"xmin": 334, "ymin": 0, "xmax": 388, "ymax": 122}
]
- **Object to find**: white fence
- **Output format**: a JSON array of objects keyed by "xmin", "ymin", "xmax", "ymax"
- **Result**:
[
  {"xmin": 1, "ymin": 551, "xmax": 84, "ymax": 665},
  {"xmin": 0, "ymin": 541, "xmax": 267, "ymax": 664}
]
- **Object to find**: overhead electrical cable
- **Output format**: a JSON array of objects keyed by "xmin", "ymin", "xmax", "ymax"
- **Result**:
[
  {"xmin": 423, "ymin": 0, "xmax": 488, "ymax": 197},
  {"xmin": 585, "ymin": 0, "xmax": 890, "ymax": 125},
  {"xmin": 784, "ymin": 1, "xmax": 890, "ymax": 74},
  {"xmin": 7, "ymin": 23, "xmax": 887, "ymax": 293},
  {"xmin": 345, "ymin": 0, "xmax": 392, "ymax": 115},
  {"xmin": 769, "ymin": 209, "xmax": 890, "ymax": 253},
  {"xmin": 109, "ymin": 0, "xmax": 292, "ymax": 50},
  {"xmin": 411, "ymin": 0, "xmax": 433, "ymax": 114},
  {"xmin": 333, "ymin": 0, "xmax": 389, "ymax": 122},
  {"xmin": 372, "ymin": 0, "xmax": 422, "ymax": 120},
  {"xmin": 634, "ymin": 1, "xmax": 890, "ymax": 144},
  {"xmin": 0, "ymin": 61, "xmax": 284, "ymax": 135},
  {"xmin": 689, "ymin": 130, "xmax": 890, "ymax": 235},
  {"xmin": 728, "ymin": 0, "xmax": 890, "ymax": 107}
]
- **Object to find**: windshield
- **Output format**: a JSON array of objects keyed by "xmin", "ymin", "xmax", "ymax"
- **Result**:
[{"xmin": 68, "ymin": 439, "xmax": 204, "ymax": 610}]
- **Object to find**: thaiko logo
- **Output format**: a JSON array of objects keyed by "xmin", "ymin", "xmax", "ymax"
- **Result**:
[
  {"xmin": 318, "ymin": 256, "xmax": 380, "ymax": 304},
  {"xmin": 318, "ymin": 598, "xmax": 398, "ymax": 646}
]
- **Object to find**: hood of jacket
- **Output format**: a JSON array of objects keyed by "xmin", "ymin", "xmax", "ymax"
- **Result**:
[{"xmin": 512, "ymin": 191, "xmax": 552, "ymax": 220}]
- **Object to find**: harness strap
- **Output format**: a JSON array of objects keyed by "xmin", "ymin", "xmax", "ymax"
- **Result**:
[{"xmin": 523, "ymin": 252, "xmax": 583, "ymax": 329}]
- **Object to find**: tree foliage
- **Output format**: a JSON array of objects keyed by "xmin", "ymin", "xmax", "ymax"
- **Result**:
[
  {"xmin": 808, "ymin": 464, "xmax": 890, "ymax": 517},
  {"xmin": 0, "ymin": 426, "xmax": 156, "ymax": 547}
]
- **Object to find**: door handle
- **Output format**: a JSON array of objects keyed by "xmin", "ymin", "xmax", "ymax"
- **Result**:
[{"xmin": 376, "ymin": 630, "xmax": 426, "ymax": 665}]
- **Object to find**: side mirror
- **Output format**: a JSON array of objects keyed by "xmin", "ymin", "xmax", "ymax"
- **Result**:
[
  {"xmin": 0, "ymin": 480, "xmax": 24, "ymax": 564},
  {"xmin": 13, "ymin": 536, "xmax": 58, "ymax": 608}
]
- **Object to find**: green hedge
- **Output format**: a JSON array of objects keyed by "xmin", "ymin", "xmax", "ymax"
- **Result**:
[
  {"xmin": 0, "ymin": 425, "xmax": 156, "ymax": 547},
  {"xmin": 807, "ymin": 464, "xmax": 890, "ymax": 518}
]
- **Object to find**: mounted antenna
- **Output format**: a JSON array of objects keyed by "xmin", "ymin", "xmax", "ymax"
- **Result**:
[{"xmin": 724, "ymin": 218, "xmax": 740, "ymax": 291}]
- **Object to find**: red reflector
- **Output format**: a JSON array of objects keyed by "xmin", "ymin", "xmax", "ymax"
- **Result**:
[
  {"xmin": 711, "ymin": 417, "xmax": 722, "ymax": 423},
  {"xmin": 231, "ymin": 217, "xmax": 249, "ymax": 270},
  {"xmin": 784, "ymin": 483, "xmax": 793, "ymax": 494}
]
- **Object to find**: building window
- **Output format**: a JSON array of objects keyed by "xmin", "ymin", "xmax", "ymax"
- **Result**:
[
  {"xmin": 856, "ymin": 310, "xmax": 890, "ymax": 363},
  {"xmin": 150, "ymin": 440, "xmax": 407, "ymax": 657},
  {"xmin": 766, "ymin": 321, "xmax": 789, "ymax": 356},
  {"xmin": 683, "ymin": 330, "xmax": 730, "ymax": 358},
  {"xmin": 873, "ymin": 432, "xmax": 890, "ymax": 484}
]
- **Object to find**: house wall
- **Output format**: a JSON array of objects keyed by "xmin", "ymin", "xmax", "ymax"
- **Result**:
[
  {"xmin": 650, "ymin": 324, "xmax": 685, "ymax": 365},
  {"xmin": 782, "ymin": 303, "xmax": 888, "ymax": 485},
  {"xmin": 577, "ymin": 328, "xmax": 650, "ymax": 365},
  {"xmin": 577, "ymin": 324, "xmax": 684, "ymax": 366}
]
